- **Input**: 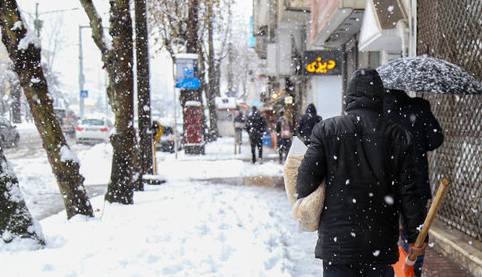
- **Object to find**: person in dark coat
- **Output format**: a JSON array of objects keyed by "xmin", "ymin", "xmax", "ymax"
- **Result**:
[
  {"xmin": 296, "ymin": 69, "xmax": 427, "ymax": 277},
  {"xmin": 297, "ymin": 103, "xmax": 322, "ymax": 145},
  {"xmin": 246, "ymin": 106, "xmax": 266, "ymax": 164},
  {"xmin": 384, "ymin": 89, "xmax": 444, "ymax": 277}
]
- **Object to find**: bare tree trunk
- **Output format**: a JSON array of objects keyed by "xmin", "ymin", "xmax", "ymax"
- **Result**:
[
  {"xmin": 206, "ymin": 0, "xmax": 218, "ymax": 138},
  {"xmin": 105, "ymin": 0, "xmax": 136, "ymax": 203},
  {"xmin": 134, "ymin": 0, "xmax": 152, "ymax": 189},
  {"xmin": 10, "ymin": 77, "xmax": 22, "ymax": 123},
  {"xmin": 79, "ymin": 0, "xmax": 136, "ymax": 204},
  {"xmin": 0, "ymin": 146, "xmax": 44, "ymax": 246},
  {"xmin": 0, "ymin": 0, "xmax": 94, "ymax": 219},
  {"xmin": 180, "ymin": 0, "xmax": 206, "ymax": 153},
  {"xmin": 134, "ymin": 0, "xmax": 152, "ymax": 171}
]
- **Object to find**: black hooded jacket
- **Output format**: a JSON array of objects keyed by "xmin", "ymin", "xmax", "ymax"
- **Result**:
[
  {"xmin": 296, "ymin": 69, "xmax": 426, "ymax": 265},
  {"xmin": 246, "ymin": 109, "xmax": 266, "ymax": 139},
  {"xmin": 297, "ymin": 104, "xmax": 322, "ymax": 143},
  {"xmin": 384, "ymin": 90, "xmax": 444, "ymax": 200}
]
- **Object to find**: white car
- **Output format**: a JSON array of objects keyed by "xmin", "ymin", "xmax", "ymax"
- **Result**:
[{"xmin": 75, "ymin": 118, "xmax": 113, "ymax": 144}]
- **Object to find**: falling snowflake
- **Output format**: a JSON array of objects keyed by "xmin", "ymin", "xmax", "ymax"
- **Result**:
[
  {"xmin": 373, "ymin": 250, "xmax": 380, "ymax": 256},
  {"xmin": 384, "ymin": 195, "xmax": 394, "ymax": 205},
  {"xmin": 345, "ymin": 179, "xmax": 350, "ymax": 185},
  {"xmin": 333, "ymin": 237, "xmax": 337, "ymax": 242},
  {"xmin": 350, "ymin": 232, "xmax": 356, "ymax": 237},
  {"xmin": 352, "ymin": 198, "xmax": 357, "ymax": 204},
  {"xmin": 333, "ymin": 155, "xmax": 338, "ymax": 160}
]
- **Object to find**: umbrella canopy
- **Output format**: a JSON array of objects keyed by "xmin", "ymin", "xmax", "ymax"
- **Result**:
[{"xmin": 377, "ymin": 56, "xmax": 482, "ymax": 94}]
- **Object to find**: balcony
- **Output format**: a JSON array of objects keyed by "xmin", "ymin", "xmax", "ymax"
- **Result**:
[{"xmin": 310, "ymin": 0, "xmax": 366, "ymax": 48}]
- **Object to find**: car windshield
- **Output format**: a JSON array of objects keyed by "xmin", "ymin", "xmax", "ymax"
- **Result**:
[{"xmin": 82, "ymin": 119, "xmax": 105, "ymax": 126}]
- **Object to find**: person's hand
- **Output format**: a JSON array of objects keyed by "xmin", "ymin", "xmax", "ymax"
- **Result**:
[
  {"xmin": 408, "ymin": 243, "xmax": 427, "ymax": 258},
  {"xmin": 403, "ymin": 243, "xmax": 427, "ymax": 274}
]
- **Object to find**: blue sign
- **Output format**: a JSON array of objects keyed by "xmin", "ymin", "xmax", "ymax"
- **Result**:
[
  {"xmin": 249, "ymin": 16, "xmax": 256, "ymax": 48},
  {"xmin": 175, "ymin": 77, "xmax": 201, "ymax": 90},
  {"xmin": 80, "ymin": 90, "xmax": 88, "ymax": 98}
]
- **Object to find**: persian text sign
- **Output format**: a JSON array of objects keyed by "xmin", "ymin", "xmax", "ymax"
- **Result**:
[{"xmin": 303, "ymin": 50, "xmax": 342, "ymax": 75}]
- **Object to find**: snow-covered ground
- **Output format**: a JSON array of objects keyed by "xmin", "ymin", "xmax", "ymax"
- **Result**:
[
  {"xmin": 2, "ymin": 127, "xmax": 323, "ymax": 276},
  {"xmin": 2, "ymin": 182, "xmax": 322, "ymax": 276}
]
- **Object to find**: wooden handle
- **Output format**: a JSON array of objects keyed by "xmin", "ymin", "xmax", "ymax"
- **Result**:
[{"xmin": 408, "ymin": 177, "xmax": 450, "ymax": 261}]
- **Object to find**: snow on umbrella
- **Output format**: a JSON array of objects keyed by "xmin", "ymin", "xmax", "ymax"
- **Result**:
[{"xmin": 377, "ymin": 56, "xmax": 482, "ymax": 94}]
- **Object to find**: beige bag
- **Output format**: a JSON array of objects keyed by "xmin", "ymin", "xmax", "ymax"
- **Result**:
[{"xmin": 283, "ymin": 137, "xmax": 325, "ymax": 232}]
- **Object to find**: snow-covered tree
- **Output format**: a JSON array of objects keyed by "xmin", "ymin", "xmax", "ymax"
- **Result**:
[
  {"xmin": 79, "ymin": 0, "xmax": 137, "ymax": 204},
  {"xmin": 0, "ymin": 0, "xmax": 94, "ymax": 218},
  {"xmin": 0, "ymin": 147, "xmax": 44, "ymax": 248}
]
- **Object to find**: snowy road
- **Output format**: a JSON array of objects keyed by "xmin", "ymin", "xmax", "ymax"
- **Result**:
[{"xmin": 4, "ymin": 125, "xmax": 108, "ymax": 220}]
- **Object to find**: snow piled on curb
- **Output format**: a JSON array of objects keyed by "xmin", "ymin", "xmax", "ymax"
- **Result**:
[{"xmin": 1, "ymin": 182, "xmax": 321, "ymax": 276}]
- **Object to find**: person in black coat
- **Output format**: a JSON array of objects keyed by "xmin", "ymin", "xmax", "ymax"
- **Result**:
[
  {"xmin": 296, "ymin": 69, "xmax": 427, "ymax": 277},
  {"xmin": 384, "ymin": 89, "xmax": 444, "ymax": 201},
  {"xmin": 384, "ymin": 89, "xmax": 444, "ymax": 277},
  {"xmin": 246, "ymin": 106, "xmax": 266, "ymax": 164},
  {"xmin": 297, "ymin": 103, "xmax": 322, "ymax": 145}
]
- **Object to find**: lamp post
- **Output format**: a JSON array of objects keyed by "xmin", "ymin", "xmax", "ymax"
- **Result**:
[{"xmin": 33, "ymin": 3, "xmax": 79, "ymax": 38}]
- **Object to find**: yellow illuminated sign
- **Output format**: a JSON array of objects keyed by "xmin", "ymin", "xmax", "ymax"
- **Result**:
[{"xmin": 305, "ymin": 56, "xmax": 337, "ymax": 74}]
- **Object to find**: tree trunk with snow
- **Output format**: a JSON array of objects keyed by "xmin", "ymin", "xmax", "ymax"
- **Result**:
[
  {"xmin": 206, "ymin": 0, "xmax": 218, "ymax": 139},
  {"xmin": 0, "ymin": 0, "xmax": 94, "ymax": 219},
  {"xmin": 135, "ymin": 0, "xmax": 153, "ymax": 186},
  {"xmin": 10, "ymin": 77, "xmax": 22, "ymax": 124},
  {"xmin": 79, "ymin": 0, "xmax": 136, "ymax": 204},
  {"xmin": 180, "ymin": 0, "xmax": 207, "ymax": 152},
  {"xmin": 0, "ymin": 146, "xmax": 44, "ymax": 246}
]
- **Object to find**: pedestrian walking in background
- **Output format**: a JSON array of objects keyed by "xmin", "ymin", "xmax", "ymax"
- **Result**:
[
  {"xmin": 275, "ymin": 110, "xmax": 293, "ymax": 163},
  {"xmin": 233, "ymin": 110, "xmax": 246, "ymax": 154},
  {"xmin": 297, "ymin": 69, "xmax": 427, "ymax": 277},
  {"xmin": 297, "ymin": 103, "xmax": 322, "ymax": 145},
  {"xmin": 246, "ymin": 106, "xmax": 266, "ymax": 164},
  {"xmin": 384, "ymin": 89, "xmax": 444, "ymax": 277}
]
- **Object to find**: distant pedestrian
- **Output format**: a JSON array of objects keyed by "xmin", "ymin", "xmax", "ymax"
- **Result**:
[
  {"xmin": 297, "ymin": 103, "xmax": 322, "ymax": 145},
  {"xmin": 246, "ymin": 106, "xmax": 266, "ymax": 164},
  {"xmin": 384, "ymin": 89, "xmax": 444, "ymax": 277},
  {"xmin": 233, "ymin": 110, "xmax": 246, "ymax": 154},
  {"xmin": 275, "ymin": 111, "xmax": 292, "ymax": 163},
  {"xmin": 297, "ymin": 69, "xmax": 427, "ymax": 277}
]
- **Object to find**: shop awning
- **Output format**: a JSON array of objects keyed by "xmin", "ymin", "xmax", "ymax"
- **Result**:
[{"xmin": 358, "ymin": 0, "xmax": 407, "ymax": 51}]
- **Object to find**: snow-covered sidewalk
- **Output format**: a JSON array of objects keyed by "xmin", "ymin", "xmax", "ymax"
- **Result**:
[{"xmin": 2, "ymin": 181, "xmax": 321, "ymax": 276}]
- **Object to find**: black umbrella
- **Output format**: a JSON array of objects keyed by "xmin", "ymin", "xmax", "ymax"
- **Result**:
[{"xmin": 377, "ymin": 56, "xmax": 482, "ymax": 94}]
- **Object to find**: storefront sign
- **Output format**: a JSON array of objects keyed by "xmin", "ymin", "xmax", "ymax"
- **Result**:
[{"xmin": 303, "ymin": 50, "xmax": 342, "ymax": 75}]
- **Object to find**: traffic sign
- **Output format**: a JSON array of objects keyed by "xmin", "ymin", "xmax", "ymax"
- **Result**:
[{"xmin": 80, "ymin": 90, "xmax": 88, "ymax": 98}]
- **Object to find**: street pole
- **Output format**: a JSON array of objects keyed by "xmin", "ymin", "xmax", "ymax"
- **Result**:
[
  {"xmin": 134, "ymin": 0, "xmax": 154, "ymax": 175},
  {"xmin": 172, "ymin": 59, "xmax": 178, "ymax": 159},
  {"xmin": 78, "ymin": 26, "xmax": 85, "ymax": 119},
  {"xmin": 34, "ymin": 3, "xmax": 40, "ymax": 37}
]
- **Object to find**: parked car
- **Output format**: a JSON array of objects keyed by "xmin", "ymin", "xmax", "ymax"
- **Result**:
[
  {"xmin": 157, "ymin": 126, "xmax": 175, "ymax": 153},
  {"xmin": 75, "ymin": 118, "xmax": 113, "ymax": 144},
  {"xmin": 54, "ymin": 108, "xmax": 78, "ymax": 137},
  {"xmin": 155, "ymin": 124, "xmax": 183, "ymax": 153},
  {"xmin": 0, "ymin": 117, "xmax": 19, "ymax": 148}
]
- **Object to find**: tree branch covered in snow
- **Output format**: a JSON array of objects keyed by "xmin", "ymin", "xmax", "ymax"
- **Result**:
[
  {"xmin": 0, "ymin": 0, "xmax": 94, "ymax": 219},
  {"xmin": 79, "ymin": 0, "xmax": 110, "ymax": 53}
]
